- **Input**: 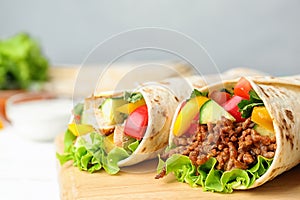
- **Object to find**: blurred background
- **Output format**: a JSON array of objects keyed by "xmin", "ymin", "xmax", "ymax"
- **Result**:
[{"xmin": 1, "ymin": 0, "xmax": 299, "ymax": 76}]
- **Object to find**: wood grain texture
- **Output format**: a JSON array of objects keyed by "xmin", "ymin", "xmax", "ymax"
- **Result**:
[{"xmin": 55, "ymin": 133, "xmax": 300, "ymax": 200}]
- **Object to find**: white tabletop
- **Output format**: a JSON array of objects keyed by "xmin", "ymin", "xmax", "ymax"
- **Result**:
[{"xmin": 0, "ymin": 126, "xmax": 60, "ymax": 200}]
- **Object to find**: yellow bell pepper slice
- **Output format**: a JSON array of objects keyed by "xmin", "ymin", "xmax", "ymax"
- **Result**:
[
  {"xmin": 116, "ymin": 99, "xmax": 146, "ymax": 114},
  {"xmin": 103, "ymin": 133, "xmax": 115, "ymax": 153},
  {"xmin": 173, "ymin": 96, "xmax": 209, "ymax": 136},
  {"xmin": 68, "ymin": 123, "xmax": 94, "ymax": 136},
  {"xmin": 251, "ymin": 106, "xmax": 274, "ymax": 132},
  {"xmin": 0, "ymin": 119, "xmax": 3, "ymax": 129}
]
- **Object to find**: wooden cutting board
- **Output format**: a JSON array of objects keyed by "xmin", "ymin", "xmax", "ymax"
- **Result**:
[{"xmin": 55, "ymin": 133, "xmax": 300, "ymax": 200}]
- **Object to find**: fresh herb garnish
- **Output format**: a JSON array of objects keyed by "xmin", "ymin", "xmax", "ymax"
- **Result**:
[
  {"xmin": 124, "ymin": 91, "xmax": 143, "ymax": 103},
  {"xmin": 238, "ymin": 90, "xmax": 264, "ymax": 118},
  {"xmin": 190, "ymin": 89, "xmax": 208, "ymax": 99}
]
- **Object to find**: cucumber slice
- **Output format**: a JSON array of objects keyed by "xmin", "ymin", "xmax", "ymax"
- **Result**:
[
  {"xmin": 199, "ymin": 100, "xmax": 235, "ymax": 124},
  {"xmin": 99, "ymin": 97, "xmax": 127, "ymax": 125},
  {"xmin": 253, "ymin": 124, "xmax": 275, "ymax": 137}
]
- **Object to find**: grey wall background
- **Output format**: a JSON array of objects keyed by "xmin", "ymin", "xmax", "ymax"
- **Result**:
[{"xmin": 0, "ymin": 0, "xmax": 299, "ymax": 76}]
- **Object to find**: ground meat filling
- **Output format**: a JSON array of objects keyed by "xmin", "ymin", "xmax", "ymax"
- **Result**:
[{"xmin": 163, "ymin": 117, "xmax": 276, "ymax": 171}]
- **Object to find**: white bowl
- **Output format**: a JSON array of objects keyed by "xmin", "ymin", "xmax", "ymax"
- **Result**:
[{"xmin": 6, "ymin": 92, "xmax": 72, "ymax": 142}]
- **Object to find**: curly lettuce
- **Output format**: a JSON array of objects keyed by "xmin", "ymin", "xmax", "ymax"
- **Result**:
[
  {"xmin": 56, "ymin": 130, "xmax": 130, "ymax": 174},
  {"xmin": 157, "ymin": 154, "xmax": 273, "ymax": 193}
]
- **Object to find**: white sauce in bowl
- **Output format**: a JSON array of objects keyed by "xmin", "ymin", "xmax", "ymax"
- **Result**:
[{"xmin": 6, "ymin": 99, "xmax": 72, "ymax": 141}]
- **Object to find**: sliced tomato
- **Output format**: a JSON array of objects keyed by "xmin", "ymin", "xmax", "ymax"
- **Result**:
[
  {"xmin": 222, "ymin": 95, "xmax": 246, "ymax": 122},
  {"xmin": 124, "ymin": 105, "xmax": 148, "ymax": 140},
  {"xmin": 234, "ymin": 77, "xmax": 252, "ymax": 100},
  {"xmin": 209, "ymin": 91, "xmax": 231, "ymax": 105}
]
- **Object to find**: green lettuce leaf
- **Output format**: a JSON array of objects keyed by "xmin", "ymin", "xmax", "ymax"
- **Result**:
[
  {"xmin": 123, "ymin": 91, "xmax": 143, "ymax": 103},
  {"xmin": 189, "ymin": 89, "xmax": 208, "ymax": 99},
  {"xmin": 0, "ymin": 33, "xmax": 49, "ymax": 89},
  {"xmin": 56, "ymin": 130, "xmax": 76, "ymax": 165},
  {"xmin": 247, "ymin": 155, "xmax": 273, "ymax": 185},
  {"xmin": 157, "ymin": 154, "xmax": 273, "ymax": 193},
  {"xmin": 128, "ymin": 139, "xmax": 139, "ymax": 152},
  {"xmin": 201, "ymin": 158, "xmax": 223, "ymax": 192},
  {"xmin": 56, "ymin": 152, "xmax": 73, "ymax": 166},
  {"xmin": 63, "ymin": 129, "xmax": 77, "ymax": 153},
  {"xmin": 56, "ymin": 131, "xmax": 130, "ymax": 174},
  {"xmin": 121, "ymin": 136, "xmax": 138, "ymax": 154},
  {"xmin": 104, "ymin": 147, "xmax": 130, "ymax": 174},
  {"xmin": 238, "ymin": 90, "xmax": 264, "ymax": 118},
  {"xmin": 220, "ymin": 169, "xmax": 249, "ymax": 193}
]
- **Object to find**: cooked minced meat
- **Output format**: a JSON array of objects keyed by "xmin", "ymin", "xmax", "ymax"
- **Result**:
[{"xmin": 162, "ymin": 117, "xmax": 276, "ymax": 171}]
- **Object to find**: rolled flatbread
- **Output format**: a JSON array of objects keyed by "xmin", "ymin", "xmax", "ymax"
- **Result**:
[
  {"xmin": 57, "ymin": 68, "xmax": 265, "ymax": 174},
  {"xmin": 157, "ymin": 75, "xmax": 300, "ymax": 192}
]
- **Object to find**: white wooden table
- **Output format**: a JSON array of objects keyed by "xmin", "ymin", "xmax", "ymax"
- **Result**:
[{"xmin": 0, "ymin": 126, "xmax": 60, "ymax": 200}]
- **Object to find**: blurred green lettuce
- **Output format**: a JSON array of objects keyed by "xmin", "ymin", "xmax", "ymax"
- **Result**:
[{"xmin": 0, "ymin": 33, "xmax": 49, "ymax": 89}]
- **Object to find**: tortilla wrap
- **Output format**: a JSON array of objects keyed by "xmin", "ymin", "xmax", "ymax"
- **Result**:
[
  {"xmin": 85, "ymin": 70, "xmax": 264, "ymax": 167},
  {"xmin": 58, "ymin": 68, "xmax": 265, "ymax": 173},
  {"xmin": 243, "ymin": 76, "xmax": 300, "ymax": 188},
  {"xmin": 141, "ymin": 67, "xmax": 267, "ymax": 103},
  {"xmin": 166, "ymin": 75, "xmax": 300, "ymax": 190},
  {"xmin": 84, "ymin": 84, "xmax": 179, "ymax": 167}
]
